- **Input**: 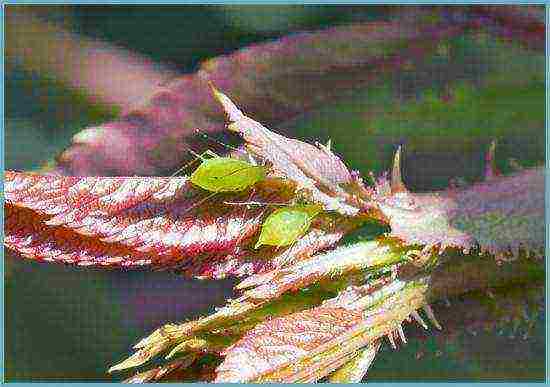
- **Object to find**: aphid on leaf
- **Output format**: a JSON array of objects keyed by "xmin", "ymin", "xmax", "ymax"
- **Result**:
[
  {"xmin": 255, "ymin": 204, "xmax": 323, "ymax": 249},
  {"xmin": 190, "ymin": 155, "xmax": 267, "ymax": 193}
]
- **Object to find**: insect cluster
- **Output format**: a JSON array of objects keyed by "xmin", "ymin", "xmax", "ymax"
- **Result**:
[{"xmin": 188, "ymin": 135, "xmax": 324, "ymax": 250}]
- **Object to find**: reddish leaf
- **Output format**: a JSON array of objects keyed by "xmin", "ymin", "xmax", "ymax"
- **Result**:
[
  {"xmin": 211, "ymin": 86, "xmax": 366, "ymax": 216},
  {"xmin": 4, "ymin": 171, "xmax": 296, "ymax": 274},
  {"xmin": 376, "ymin": 167, "xmax": 545, "ymax": 261},
  {"xmin": 214, "ymin": 275, "xmax": 431, "ymax": 383},
  {"xmin": 185, "ymin": 224, "xmax": 348, "ymax": 279},
  {"xmin": 6, "ymin": 204, "xmax": 153, "ymax": 268},
  {"xmin": 211, "ymin": 85, "xmax": 354, "ymax": 188},
  {"xmin": 214, "ymin": 306, "xmax": 366, "ymax": 383},
  {"xmin": 5, "ymin": 170, "xmax": 355, "ymax": 278}
]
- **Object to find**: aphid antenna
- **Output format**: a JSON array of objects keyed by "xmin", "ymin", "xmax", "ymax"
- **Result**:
[
  {"xmin": 210, "ymin": 165, "xmax": 266, "ymax": 181},
  {"xmin": 195, "ymin": 128, "xmax": 266, "ymax": 166},
  {"xmin": 223, "ymin": 200, "xmax": 291, "ymax": 207},
  {"xmin": 169, "ymin": 149, "xmax": 219, "ymax": 177},
  {"xmin": 194, "ymin": 129, "xmax": 247, "ymax": 154}
]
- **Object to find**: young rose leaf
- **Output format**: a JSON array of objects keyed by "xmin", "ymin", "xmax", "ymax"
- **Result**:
[
  {"xmin": 210, "ymin": 84, "xmax": 354, "ymax": 189},
  {"xmin": 122, "ymin": 249, "xmax": 543, "ymax": 382},
  {"xmin": 255, "ymin": 205, "xmax": 322, "ymax": 249},
  {"xmin": 186, "ymin": 223, "xmax": 351, "ymax": 279},
  {"xmin": 4, "ymin": 170, "xmax": 294, "ymax": 274},
  {"xmin": 127, "ymin": 225, "xmax": 355, "ymax": 361},
  {"xmin": 214, "ymin": 306, "xmax": 367, "ymax": 383},
  {"xmin": 5, "ymin": 203, "xmax": 156, "ymax": 268},
  {"xmin": 240, "ymin": 240, "xmax": 405, "ymax": 301},
  {"xmin": 113, "ymin": 282, "xmax": 334, "ymax": 374},
  {"xmin": 211, "ymin": 85, "xmax": 367, "ymax": 216},
  {"xmin": 190, "ymin": 156, "xmax": 266, "ymax": 193},
  {"xmin": 376, "ymin": 166, "xmax": 545, "ymax": 261},
  {"xmin": 215, "ymin": 276, "xmax": 431, "ymax": 383}
]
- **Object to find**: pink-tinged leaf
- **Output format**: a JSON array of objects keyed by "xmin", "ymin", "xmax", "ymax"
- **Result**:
[
  {"xmin": 215, "ymin": 275, "xmax": 431, "ymax": 383},
  {"xmin": 237, "ymin": 240, "xmax": 403, "ymax": 301},
  {"xmin": 52, "ymin": 10, "xmax": 470, "ymax": 177},
  {"xmin": 125, "ymin": 226, "xmax": 355, "ymax": 359},
  {"xmin": 449, "ymin": 167, "xmax": 545, "ymax": 259},
  {"xmin": 214, "ymin": 306, "xmax": 366, "ymax": 383},
  {"xmin": 6, "ymin": 204, "xmax": 154, "ymax": 268},
  {"xmin": 211, "ymin": 85, "xmax": 353, "ymax": 188},
  {"xmin": 4, "ymin": 170, "xmax": 296, "ymax": 274},
  {"xmin": 186, "ymin": 224, "xmax": 348, "ymax": 279},
  {"xmin": 211, "ymin": 86, "xmax": 366, "ymax": 216},
  {"xmin": 377, "ymin": 167, "xmax": 545, "ymax": 260}
]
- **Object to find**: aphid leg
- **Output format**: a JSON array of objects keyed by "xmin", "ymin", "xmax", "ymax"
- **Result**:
[
  {"xmin": 178, "ymin": 192, "xmax": 218, "ymax": 216},
  {"xmin": 227, "ymin": 186, "xmax": 257, "ymax": 212},
  {"xmin": 189, "ymin": 149, "xmax": 219, "ymax": 161},
  {"xmin": 194, "ymin": 128, "xmax": 269, "ymax": 169},
  {"xmin": 223, "ymin": 200, "xmax": 290, "ymax": 207}
]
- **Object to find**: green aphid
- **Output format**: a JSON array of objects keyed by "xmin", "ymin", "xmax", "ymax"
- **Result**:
[
  {"xmin": 255, "ymin": 205, "xmax": 323, "ymax": 249},
  {"xmin": 190, "ymin": 157, "xmax": 267, "ymax": 193}
]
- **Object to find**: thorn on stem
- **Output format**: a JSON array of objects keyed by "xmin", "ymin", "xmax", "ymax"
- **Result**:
[
  {"xmin": 484, "ymin": 140, "xmax": 500, "ymax": 181},
  {"xmin": 391, "ymin": 145, "xmax": 408, "ymax": 193},
  {"xmin": 397, "ymin": 323, "xmax": 407, "ymax": 344},
  {"xmin": 386, "ymin": 330, "xmax": 397, "ymax": 350},
  {"xmin": 423, "ymin": 304, "xmax": 442, "ymax": 330},
  {"xmin": 410, "ymin": 310, "xmax": 429, "ymax": 330}
]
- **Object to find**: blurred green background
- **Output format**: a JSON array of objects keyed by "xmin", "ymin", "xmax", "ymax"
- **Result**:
[{"xmin": 4, "ymin": 5, "xmax": 545, "ymax": 381}]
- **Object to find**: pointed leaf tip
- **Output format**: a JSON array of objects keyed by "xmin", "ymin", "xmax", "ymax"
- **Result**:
[{"xmin": 209, "ymin": 83, "xmax": 245, "ymax": 123}]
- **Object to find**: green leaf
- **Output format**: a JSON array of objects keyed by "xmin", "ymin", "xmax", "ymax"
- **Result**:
[
  {"xmin": 255, "ymin": 205, "xmax": 322, "ymax": 248},
  {"xmin": 190, "ymin": 157, "xmax": 266, "ymax": 193}
]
